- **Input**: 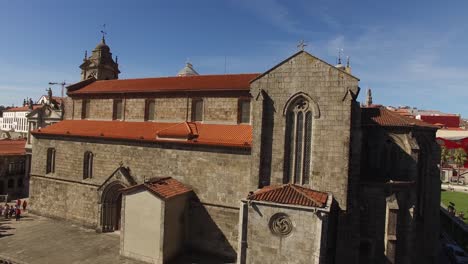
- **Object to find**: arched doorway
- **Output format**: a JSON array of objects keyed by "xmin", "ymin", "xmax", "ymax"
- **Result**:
[{"xmin": 101, "ymin": 182, "xmax": 125, "ymax": 232}]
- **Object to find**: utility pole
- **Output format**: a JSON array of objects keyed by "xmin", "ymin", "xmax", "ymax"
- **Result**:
[{"xmin": 48, "ymin": 81, "xmax": 70, "ymax": 98}]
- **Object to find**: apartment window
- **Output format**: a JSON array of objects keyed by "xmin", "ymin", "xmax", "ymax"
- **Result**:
[
  {"xmin": 145, "ymin": 99, "xmax": 156, "ymax": 121},
  {"xmin": 238, "ymin": 98, "xmax": 251, "ymax": 124},
  {"xmin": 83, "ymin": 151, "xmax": 94, "ymax": 179},
  {"xmin": 284, "ymin": 97, "xmax": 313, "ymax": 185},
  {"xmin": 191, "ymin": 98, "xmax": 204, "ymax": 122},
  {"xmin": 46, "ymin": 148, "xmax": 56, "ymax": 174},
  {"xmin": 82, "ymin": 99, "xmax": 90, "ymax": 119},
  {"xmin": 113, "ymin": 99, "xmax": 123, "ymax": 120},
  {"xmin": 7, "ymin": 179, "xmax": 14, "ymax": 189},
  {"xmin": 17, "ymin": 178, "xmax": 23, "ymax": 188}
]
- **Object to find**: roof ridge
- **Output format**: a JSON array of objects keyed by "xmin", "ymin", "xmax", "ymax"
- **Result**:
[
  {"xmin": 289, "ymin": 184, "xmax": 323, "ymax": 206},
  {"xmin": 384, "ymin": 107, "xmax": 436, "ymax": 128},
  {"xmin": 95, "ymin": 73, "xmax": 261, "ymax": 82}
]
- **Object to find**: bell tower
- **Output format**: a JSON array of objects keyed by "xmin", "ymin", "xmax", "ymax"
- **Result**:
[{"xmin": 80, "ymin": 36, "xmax": 120, "ymax": 81}]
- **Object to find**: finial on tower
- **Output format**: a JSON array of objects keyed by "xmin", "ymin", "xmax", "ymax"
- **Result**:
[
  {"xmin": 115, "ymin": 56, "xmax": 118, "ymax": 64},
  {"xmin": 100, "ymin": 24, "xmax": 107, "ymax": 43},
  {"xmin": 346, "ymin": 56, "xmax": 350, "ymax": 67},
  {"xmin": 366, "ymin": 88, "xmax": 373, "ymax": 106},
  {"xmin": 83, "ymin": 50, "xmax": 88, "ymax": 61}
]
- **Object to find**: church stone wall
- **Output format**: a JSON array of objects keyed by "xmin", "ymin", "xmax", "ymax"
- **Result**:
[
  {"xmin": 72, "ymin": 99, "xmax": 82, "ymax": 119},
  {"xmin": 63, "ymin": 97, "xmax": 73, "ymax": 120},
  {"xmin": 155, "ymin": 98, "xmax": 189, "ymax": 122},
  {"xmin": 124, "ymin": 98, "xmax": 145, "ymax": 121},
  {"xmin": 250, "ymin": 52, "xmax": 360, "ymax": 263},
  {"xmin": 30, "ymin": 137, "xmax": 251, "ymax": 255},
  {"xmin": 68, "ymin": 96, "xmax": 243, "ymax": 123},
  {"xmin": 29, "ymin": 176, "xmax": 99, "ymax": 227},
  {"xmin": 88, "ymin": 99, "xmax": 113, "ymax": 120},
  {"xmin": 204, "ymin": 97, "xmax": 239, "ymax": 124},
  {"xmin": 250, "ymin": 52, "xmax": 359, "ymax": 208},
  {"xmin": 241, "ymin": 203, "xmax": 328, "ymax": 264}
]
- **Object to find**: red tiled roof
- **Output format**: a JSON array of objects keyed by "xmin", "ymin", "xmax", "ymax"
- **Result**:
[
  {"xmin": 156, "ymin": 122, "xmax": 198, "ymax": 140},
  {"xmin": 5, "ymin": 105, "xmax": 43, "ymax": 112},
  {"xmin": 0, "ymin": 139, "xmax": 26, "ymax": 155},
  {"xmin": 248, "ymin": 184, "xmax": 329, "ymax": 208},
  {"xmin": 361, "ymin": 106, "xmax": 438, "ymax": 129},
  {"xmin": 121, "ymin": 177, "xmax": 191, "ymax": 200},
  {"xmin": 31, "ymin": 120, "xmax": 252, "ymax": 148},
  {"xmin": 68, "ymin": 73, "xmax": 260, "ymax": 95}
]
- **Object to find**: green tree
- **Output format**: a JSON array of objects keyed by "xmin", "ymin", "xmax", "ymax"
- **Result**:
[
  {"xmin": 453, "ymin": 148, "xmax": 468, "ymax": 184},
  {"xmin": 440, "ymin": 146, "xmax": 452, "ymax": 166}
]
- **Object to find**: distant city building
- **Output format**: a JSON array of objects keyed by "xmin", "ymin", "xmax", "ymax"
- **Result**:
[{"xmin": 0, "ymin": 139, "xmax": 28, "ymax": 200}]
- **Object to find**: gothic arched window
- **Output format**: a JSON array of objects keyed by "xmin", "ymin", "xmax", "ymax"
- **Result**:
[
  {"xmin": 83, "ymin": 151, "xmax": 94, "ymax": 179},
  {"xmin": 284, "ymin": 97, "xmax": 314, "ymax": 185},
  {"xmin": 46, "ymin": 148, "xmax": 56, "ymax": 174}
]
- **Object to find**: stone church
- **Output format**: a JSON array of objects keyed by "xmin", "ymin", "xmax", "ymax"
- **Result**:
[{"xmin": 29, "ymin": 37, "xmax": 441, "ymax": 264}]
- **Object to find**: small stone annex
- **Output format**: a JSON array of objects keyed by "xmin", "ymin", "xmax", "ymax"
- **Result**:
[{"xmin": 28, "ymin": 37, "xmax": 441, "ymax": 264}]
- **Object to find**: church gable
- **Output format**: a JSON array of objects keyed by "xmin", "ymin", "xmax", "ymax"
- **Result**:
[
  {"xmin": 249, "ymin": 50, "xmax": 360, "ymax": 210},
  {"xmin": 250, "ymin": 51, "xmax": 359, "ymax": 100},
  {"xmin": 98, "ymin": 166, "xmax": 137, "ymax": 191}
]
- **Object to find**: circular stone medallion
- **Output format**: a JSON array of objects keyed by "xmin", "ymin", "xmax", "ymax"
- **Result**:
[{"xmin": 269, "ymin": 213, "xmax": 293, "ymax": 236}]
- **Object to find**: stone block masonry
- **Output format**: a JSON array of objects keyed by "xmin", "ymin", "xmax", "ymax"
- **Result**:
[{"xmin": 30, "ymin": 137, "xmax": 251, "ymax": 256}]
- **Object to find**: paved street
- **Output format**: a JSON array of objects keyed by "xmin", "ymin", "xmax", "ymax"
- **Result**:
[
  {"xmin": 442, "ymin": 183, "xmax": 468, "ymax": 193},
  {"xmin": 0, "ymin": 211, "xmax": 145, "ymax": 264}
]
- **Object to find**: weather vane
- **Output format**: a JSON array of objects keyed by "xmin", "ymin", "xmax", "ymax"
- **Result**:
[{"xmin": 297, "ymin": 40, "xmax": 307, "ymax": 51}]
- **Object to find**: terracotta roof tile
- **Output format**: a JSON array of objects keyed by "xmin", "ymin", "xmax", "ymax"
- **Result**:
[
  {"xmin": 32, "ymin": 120, "xmax": 252, "ymax": 148},
  {"xmin": 156, "ymin": 122, "xmax": 198, "ymax": 140},
  {"xmin": 68, "ymin": 73, "xmax": 260, "ymax": 95},
  {"xmin": 361, "ymin": 106, "xmax": 438, "ymax": 129},
  {"xmin": 5, "ymin": 105, "xmax": 42, "ymax": 112},
  {"xmin": 121, "ymin": 177, "xmax": 191, "ymax": 200},
  {"xmin": 0, "ymin": 139, "xmax": 26, "ymax": 155},
  {"xmin": 248, "ymin": 184, "xmax": 329, "ymax": 208}
]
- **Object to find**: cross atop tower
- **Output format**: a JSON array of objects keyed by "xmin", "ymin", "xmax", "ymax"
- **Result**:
[
  {"xmin": 297, "ymin": 40, "xmax": 307, "ymax": 51},
  {"xmin": 100, "ymin": 24, "xmax": 107, "ymax": 43},
  {"xmin": 337, "ymin": 48, "xmax": 343, "ymax": 64}
]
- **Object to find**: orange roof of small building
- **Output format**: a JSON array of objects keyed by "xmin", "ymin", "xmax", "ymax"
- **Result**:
[
  {"xmin": 0, "ymin": 139, "xmax": 26, "ymax": 155},
  {"xmin": 247, "ymin": 184, "xmax": 329, "ymax": 208},
  {"xmin": 4, "ymin": 105, "xmax": 43, "ymax": 112},
  {"xmin": 31, "ymin": 120, "xmax": 252, "ymax": 148},
  {"xmin": 361, "ymin": 106, "xmax": 438, "ymax": 129},
  {"xmin": 68, "ymin": 73, "xmax": 260, "ymax": 95},
  {"xmin": 121, "ymin": 177, "xmax": 191, "ymax": 200}
]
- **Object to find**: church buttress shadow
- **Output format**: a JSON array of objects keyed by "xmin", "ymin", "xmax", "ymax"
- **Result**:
[{"xmin": 186, "ymin": 196, "xmax": 236, "ymax": 263}]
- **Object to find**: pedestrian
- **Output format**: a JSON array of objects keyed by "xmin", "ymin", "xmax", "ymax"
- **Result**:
[
  {"xmin": 0, "ymin": 205, "xmax": 3, "ymax": 216},
  {"xmin": 9, "ymin": 206, "xmax": 14, "ymax": 218},
  {"xmin": 15, "ymin": 207, "xmax": 21, "ymax": 221},
  {"xmin": 4, "ymin": 204, "xmax": 9, "ymax": 219},
  {"xmin": 22, "ymin": 200, "xmax": 27, "ymax": 211},
  {"xmin": 16, "ymin": 199, "xmax": 21, "ymax": 207}
]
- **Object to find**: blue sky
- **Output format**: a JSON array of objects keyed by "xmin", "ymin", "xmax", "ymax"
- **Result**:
[{"xmin": 0, "ymin": 0, "xmax": 467, "ymax": 116}]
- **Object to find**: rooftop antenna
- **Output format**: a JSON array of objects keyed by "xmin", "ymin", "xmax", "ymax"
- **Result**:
[
  {"xmin": 297, "ymin": 40, "xmax": 307, "ymax": 51},
  {"xmin": 100, "ymin": 24, "xmax": 107, "ymax": 43}
]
